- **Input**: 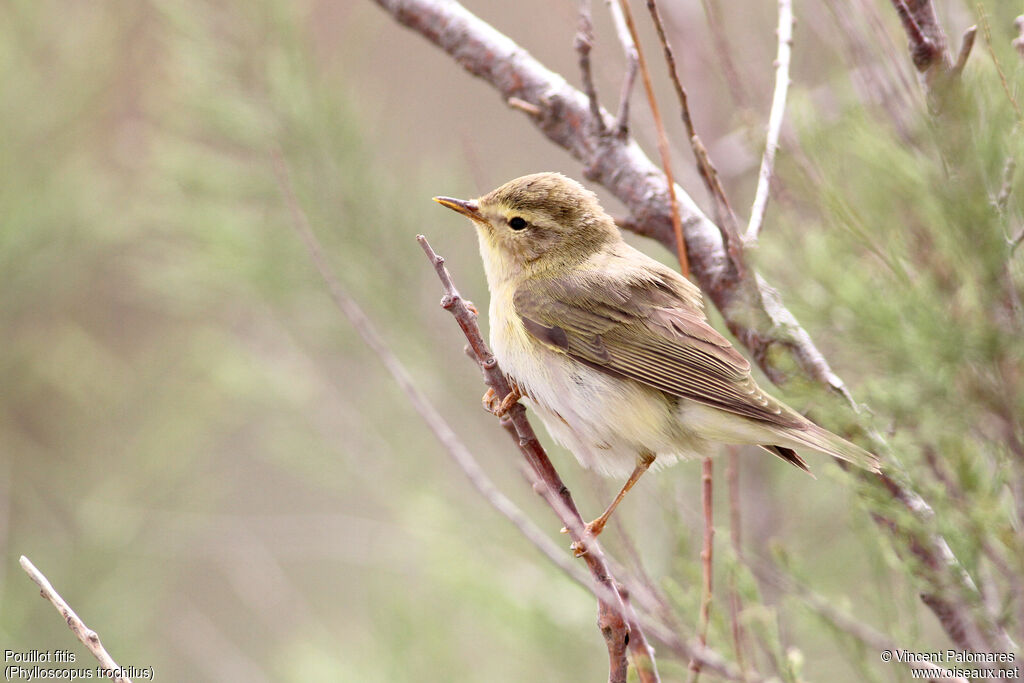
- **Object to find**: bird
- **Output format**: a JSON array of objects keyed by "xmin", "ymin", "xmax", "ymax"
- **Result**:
[{"xmin": 433, "ymin": 172, "xmax": 880, "ymax": 542}]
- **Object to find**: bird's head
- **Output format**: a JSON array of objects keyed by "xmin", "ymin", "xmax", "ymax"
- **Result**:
[{"xmin": 434, "ymin": 172, "xmax": 618, "ymax": 283}]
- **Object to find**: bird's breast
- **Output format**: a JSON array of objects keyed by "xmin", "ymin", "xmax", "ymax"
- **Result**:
[{"xmin": 487, "ymin": 288, "xmax": 683, "ymax": 466}]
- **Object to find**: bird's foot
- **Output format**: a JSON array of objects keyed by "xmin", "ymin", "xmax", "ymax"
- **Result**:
[
  {"xmin": 481, "ymin": 383, "xmax": 521, "ymax": 417},
  {"xmin": 560, "ymin": 517, "xmax": 608, "ymax": 557}
]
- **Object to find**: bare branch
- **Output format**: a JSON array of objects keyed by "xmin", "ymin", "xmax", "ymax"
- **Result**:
[
  {"xmin": 726, "ymin": 450, "xmax": 748, "ymax": 674},
  {"xmin": 20, "ymin": 556, "xmax": 132, "ymax": 683},
  {"xmin": 886, "ymin": 0, "xmax": 979, "ymax": 113},
  {"xmin": 744, "ymin": 0, "xmax": 794, "ymax": 246},
  {"xmin": 576, "ymin": 0, "xmax": 606, "ymax": 136},
  {"xmin": 686, "ymin": 458, "xmax": 715, "ymax": 683},
  {"xmin": 614, "ymin": 0, "xmax": 690, "ymax": 278},
  {"xmin": 416, "ymin": 235, "xmax": 647, "ymax": 682}
]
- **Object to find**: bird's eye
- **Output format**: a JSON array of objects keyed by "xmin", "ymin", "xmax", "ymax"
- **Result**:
[{"xmin": 508, "ymin": 216, "xmax": 528, "ymax": 231}]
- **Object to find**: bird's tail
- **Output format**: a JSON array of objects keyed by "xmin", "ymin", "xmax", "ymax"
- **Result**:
[{"xmin": 787, "ymin": 424, "xmax": 881, "ymax": 473}]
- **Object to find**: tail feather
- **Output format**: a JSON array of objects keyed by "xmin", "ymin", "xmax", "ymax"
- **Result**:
[
  {"xmin": 760, "ymin": 444, "xmax": 814, "ymax": 477},
  {"xmin": 789, "ymin": 424, "xmax": 881, "ymax": 473}
]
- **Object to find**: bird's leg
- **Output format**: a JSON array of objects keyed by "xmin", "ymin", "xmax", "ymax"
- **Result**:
[
  {"xmin": 564, "ymin": 450, "xmax": 656, "ymax": 556},
  {"xmin": 481, "ymin": 379, "xmax": 522, "ymax": 417}
]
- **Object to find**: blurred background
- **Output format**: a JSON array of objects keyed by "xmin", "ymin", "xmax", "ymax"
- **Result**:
[{"xmin": 1, "ymin": 0, "xmax": 1021, "ymax": 681}]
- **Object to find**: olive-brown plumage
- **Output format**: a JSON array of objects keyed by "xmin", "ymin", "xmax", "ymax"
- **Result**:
[{"xmin": 435, "ymin": 172, "xmax": 879, "ymax": 538}]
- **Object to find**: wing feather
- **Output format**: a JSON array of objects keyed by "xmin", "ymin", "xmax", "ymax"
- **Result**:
[{"xmin": 514, "ymin": 265, "xmax": 804, "ymax": 429}]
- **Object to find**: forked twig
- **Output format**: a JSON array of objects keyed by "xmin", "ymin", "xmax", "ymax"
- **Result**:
[
  {"xmin": 889, "ymin": 0, "xmax": 939, "ymax": 70},
  {"xmin": 20, "ymin": 556, "xmax": 132, "ymax": 683},
  {"xmin": 744, "ymin": 0, "xmax": 794, "ymax": 246}
]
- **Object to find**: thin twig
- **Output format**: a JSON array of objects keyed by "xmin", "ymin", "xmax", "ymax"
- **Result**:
[
  {"xmin": 615, "ymin": 0, "xmax": 690, "ymax": 278},
  {"xmin": 19, "ymin": 556, "xmax": 132, "ymax": 683},
  {"xmin": 605, "ymin": 0, "xmax": 639, "ymax": 138},
  {"xmin": 687, "ymin": 458, "xmax": 715, "ymax": 683},
  {"xmin": 644, "ymin": 0, "xmax": 744, "ymax": 277},
  {"xmin": 726, "ymin": 450, "xmax": 748, "ymax": 673},
  {"xmin": 744, "ymin": 0, "xmax": 794, "ymax": 246},
  {"xmin": 417, "ymin": 235, "xmax": 643, "ymax": 683},
  {"xmin": 576, "ymin": 0, "xmax": 607, "ymax": 136},
  {"xmin": 951, "ymin": 25, "xmax": 977, "ymax": 76},
  {"xmin": 507, "ymin": 96, "xmax": 542, "ymax": 117}
]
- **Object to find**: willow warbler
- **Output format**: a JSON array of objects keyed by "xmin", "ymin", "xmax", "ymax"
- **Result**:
[{"xmin": 434, "ymin": 172, "xmax": 879, "ymax": 538}]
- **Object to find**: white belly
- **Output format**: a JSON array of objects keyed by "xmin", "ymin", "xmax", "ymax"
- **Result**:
[{"xmin": 489, "ymin": 303, "xmax": 707, "ymax": 478}]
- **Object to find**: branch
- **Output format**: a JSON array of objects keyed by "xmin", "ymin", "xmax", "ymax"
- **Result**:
[
  {"xmin": 887, "ymin": 0, "xmax": 978, "ymax": 113},
  {"xmin": 744, "ymin": 0, "xmax": 794, "ymax": 246},
  {"xmin": 369, "ymin": 0, "xmax": 1005, "ymax": 653},
  {"xmin": 575, "ymin": 0, "xmax": 606, "ymax": 136},
  {"xmin": 725, "ymin": 450, "xmax": 748, "ymax": 674},
  {"xmin": 605, "ymin": 0, "xmax": 638, "ymax": 138},
  {"xmin": 644, "ymin": 0, "xmax": 744, "ymax": 276},
  {"xmin": 614, "ymin": 0, "xmax": 690, "ymax": 278},
  {"xmin": 889, "ymin": 0, "xmax": 941, "ymax": 71},
  {"xmin": 20, "ymin": 556, "xmax": 132, "ymax": 683},
  {"xmin": 951, "ymin": 25, "xmax": 977, "ymax": 76},
  {"xmin": 686, "ymin": 458, "xmax": 715, "ymax": 683}
]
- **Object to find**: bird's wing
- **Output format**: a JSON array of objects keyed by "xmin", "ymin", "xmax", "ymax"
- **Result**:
[{"xmin": 513, "ymin": 266, "xmax": 805, "ymax": 428}]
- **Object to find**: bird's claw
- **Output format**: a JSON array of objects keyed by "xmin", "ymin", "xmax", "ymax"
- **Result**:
[
  {"xmin": 481, "ymin": 384, "xmax": 521, "ymax": 417},
  {"xmin": 560, "ymin": 518, "xmax": 608, "ymax": 557}
]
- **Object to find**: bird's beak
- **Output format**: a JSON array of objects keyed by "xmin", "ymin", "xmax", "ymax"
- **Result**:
[{"xmin": 433, "ymin": 196, "xmax": 486, "ymax": 224}]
